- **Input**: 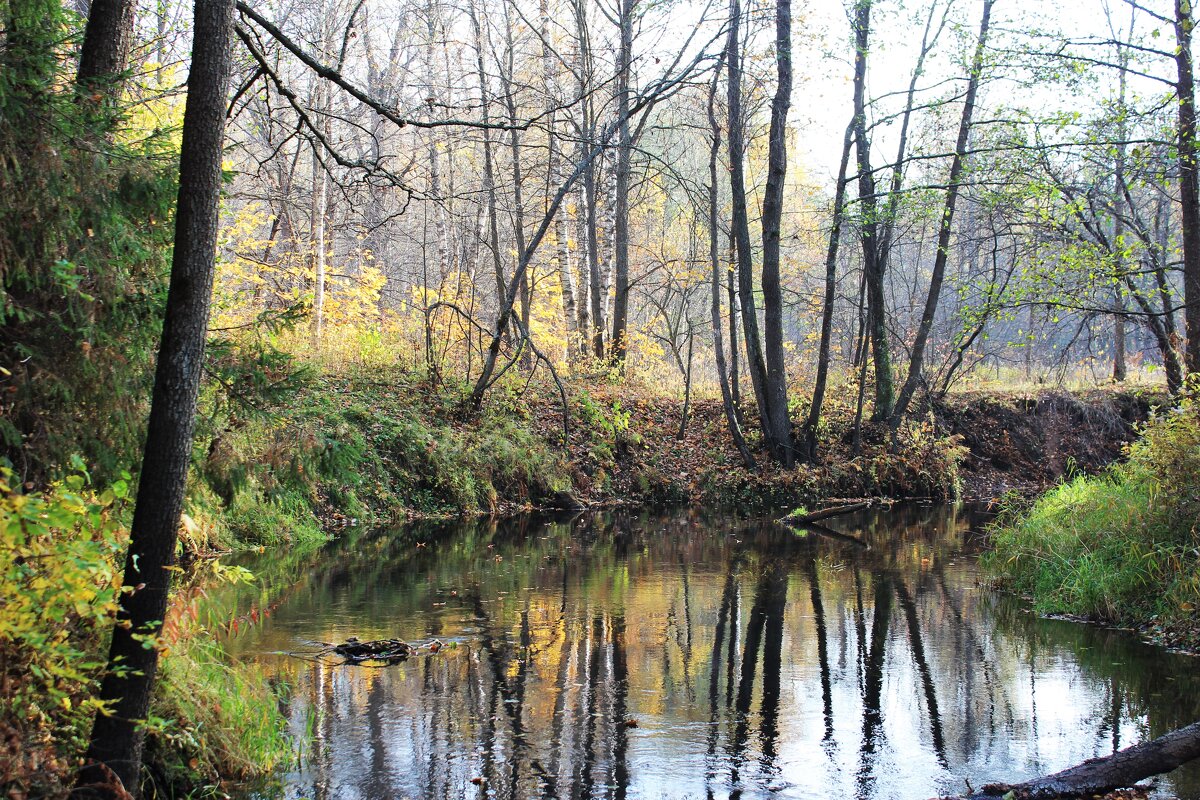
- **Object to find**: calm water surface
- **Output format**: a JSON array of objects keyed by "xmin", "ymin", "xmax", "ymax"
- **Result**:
[{"xmin": 224, "ymin": 505, "xmax": 1200, "ymax": 800}]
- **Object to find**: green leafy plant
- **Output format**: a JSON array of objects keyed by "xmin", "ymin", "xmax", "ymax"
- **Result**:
[{"xmin": 0, "ymin": 463, "xmax": 129, "ymax": 795}]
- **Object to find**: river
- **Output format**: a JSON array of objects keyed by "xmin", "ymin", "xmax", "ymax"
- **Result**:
[{"xmin": 222, "ymin": 504, "xmax": 1200, "ymax": 799}]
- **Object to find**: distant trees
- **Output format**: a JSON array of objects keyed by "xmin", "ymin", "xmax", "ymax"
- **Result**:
[
  {"xmin": 41, "ymin": 0, "xmax": 1200, "ymax": 507},
  {"xmin": 211, "ymin": 0, "xmax": 1200, "ymax": 463}
]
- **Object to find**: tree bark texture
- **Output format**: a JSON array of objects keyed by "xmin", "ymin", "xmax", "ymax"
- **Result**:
[
  {"xmin": 1175, "ymin": 0, "xmax": 1200, "ymax": 375},
  {"xmin": 76, "ymin": 0, "xmax": 135, "ymax": 98},
  {"xmin": 77, "ymin": 0, "xmax": 234, "ymax": 794}
]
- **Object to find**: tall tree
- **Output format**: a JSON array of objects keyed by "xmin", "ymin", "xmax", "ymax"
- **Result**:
[
  {"xmin": 726, "ymin": 0, "xmax": 773, "ymax": 455},
  {"xmin": 468, "ymin": 0, "xmax": 508, "ymax": 331},
  {"xmin": 609, "ymin": 0, "xmax": 636, "ymax": 367},
  {"xmin": 77, "ymin": 0, "xmax": 234, "ymax": 794},
  {"xmin": 759, "ymin": 0, "xmax": 795, "ymax": 466},
  {"xmin": 500, "ymin": 0, "xmax": 533, "ymax": 369},
  {"xmin": 850, "ymin": 0, "xmax": 894, "ymax": 420},
  {"xmin": 541, "ymin": 0, "xmax": 581, "ymax": 356},
  {"xmin": 892, "ymin": 0, "xmax": 994, "ymax": 423},
  {"xmin": 573, "ymin": 0, "xmax": 606, "ymax": 358},
  {"xmin": 707, "ymin": 53, "xmax": 754, "ymax": 469},
  {"xmin": 1174, "ymin": 0, "xmax": 1200, "ymax": 374}
]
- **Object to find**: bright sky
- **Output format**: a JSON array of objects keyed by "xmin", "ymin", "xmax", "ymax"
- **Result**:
[{"xmin": 790, "ymin": 0, "xmax": 1181, "ymax": 182}]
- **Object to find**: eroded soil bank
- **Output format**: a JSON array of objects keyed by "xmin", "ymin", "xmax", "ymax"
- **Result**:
[{"xmin": 532, "ymin": 387, "xmax": 1162, "ymax": 513}]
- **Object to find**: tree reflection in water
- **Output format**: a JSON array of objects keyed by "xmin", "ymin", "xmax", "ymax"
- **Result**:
[{"xmin": 225, "ymin": 505, "xmax": 1200, "ymax": 800}]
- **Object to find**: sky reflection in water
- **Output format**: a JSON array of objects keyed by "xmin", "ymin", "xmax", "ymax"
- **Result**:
[{"xmin": 226, "ymin": 505, "xmax": 1200, "ymax": 800}]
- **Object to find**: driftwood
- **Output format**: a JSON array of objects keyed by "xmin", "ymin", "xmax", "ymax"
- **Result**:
[
  {"xmin": 781, "ymin": 500, "xmax": 871, "ymax": 525},
  {"xmin": 778, "ymin": 502, "xmax": 871, "ymax": 549},
  {"xmin": 952, "ymin": 720, "xmax": 1200, "ymax": 799},
  {"xmin": 331, "ymin": 637, "xmax": 415, "ymax": 664}
]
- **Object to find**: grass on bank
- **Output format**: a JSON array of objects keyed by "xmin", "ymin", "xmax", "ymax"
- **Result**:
[
  {"xmin": 985, "ymin": 392, "xmax": 1200, "ymax": 632},
  {"xmin": 0, "ymin": 469, "xmax": 293, "ymax": 799},
  {"xmin": 144, "ymin": 639, "xmax": 294, "ymax": 793}
]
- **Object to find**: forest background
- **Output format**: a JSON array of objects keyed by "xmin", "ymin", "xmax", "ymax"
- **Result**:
[{"xmin": 3, "ymin": 0, "xmax": 1200, "ymax": 795}]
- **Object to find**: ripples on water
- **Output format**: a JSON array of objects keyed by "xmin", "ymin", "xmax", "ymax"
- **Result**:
[{"xmin": 223, "ymin": 505, "xmax": 1200, "ymax": 800}]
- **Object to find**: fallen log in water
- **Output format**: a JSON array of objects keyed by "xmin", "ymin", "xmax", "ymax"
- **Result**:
[
  {"xmin": 781, "ymin": 500, "xmax": 872, "ymax": 526},
  {"xmin": 783, "ymin": 519, "xmax": 869, "ymax": 549},
  {"xmin": 948, "ymin": 720, "xmax": 1200, "ymax": 799},
  {"xmin": 778, "ymin": 502, "xmax": 872, "ymax": 548}
]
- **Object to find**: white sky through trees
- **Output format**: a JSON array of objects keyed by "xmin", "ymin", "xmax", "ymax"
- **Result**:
[{"xmin": 794, "ymin": 0, "xmax": 1182, "ymax": 184}]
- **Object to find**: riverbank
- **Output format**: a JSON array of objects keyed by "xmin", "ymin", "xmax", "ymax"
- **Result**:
[
  {"xmin": 984, "ymin": 392, "xmax": 1200, "ymax": 652},
  {"xmin": 191, "ymin": 365, "xmax": 1161, "ymax": 551}
]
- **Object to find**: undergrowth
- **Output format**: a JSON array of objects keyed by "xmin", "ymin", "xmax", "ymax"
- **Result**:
[
  {"xmin": 985, "ymin": 392, "xmax": 1200, "ymax": 632},
  {"xmin": 193, "ymin": 363, "xmax": 578, "ymax": 539},
  {"xmin": 143, "ymin": 639, "xmax": 293, "ymax": 796},
  {"xmin": 0, "ymin": 470, "xmax": 291, "ymax": 799}
]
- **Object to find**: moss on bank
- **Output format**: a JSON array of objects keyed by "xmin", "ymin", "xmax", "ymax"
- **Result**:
[{"xmin": 984, "ymin": 394, "xmax": 1200, "ymax": 648}]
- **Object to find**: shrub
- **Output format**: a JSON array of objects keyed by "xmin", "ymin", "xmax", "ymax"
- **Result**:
[{"xmin": 0, "ymin": 465, "xmax": 127, "ymax": 797}]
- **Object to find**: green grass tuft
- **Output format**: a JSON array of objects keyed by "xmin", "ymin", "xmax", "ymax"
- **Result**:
[{"xmin": 985, "ymin": 393, "xmax": 1200, "ymax": 626}]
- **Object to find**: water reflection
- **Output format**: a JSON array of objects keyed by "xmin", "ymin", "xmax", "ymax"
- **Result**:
[{"xmin": 226, "ymin": 506, "xmax": 1200, "ymax": 800}]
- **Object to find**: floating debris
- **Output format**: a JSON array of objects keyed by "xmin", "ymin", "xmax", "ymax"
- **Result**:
[{"xmin": 332, "ymin": 636, "xmax": 414, "ymax": 664}]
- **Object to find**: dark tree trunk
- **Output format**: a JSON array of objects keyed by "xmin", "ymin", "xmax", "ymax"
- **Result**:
[
  {"xmin": 76, "ymin": 0, "xmax": 234, "ymax": 795},
  {"xmin": 727, "ymin": 0, "xmax": 773, "ymax": 454},
  {"xmin": 892, "ymin": 0, "xmax": 992, "ymax": 424},
  {"xmin": 1175, "ymin": 0, "xmax": 1200, "ymax": 374},
  {"xmin": 609, "ymin": 0, "xmax": 635, "ymax": 367},
  {"xmin": 803, "ymin": 118, "xmax": 854, "ymax": 462},
  {"xmin": 850, "ymin": 0, "xmax": 894, "ymax": 421},
  {"xmin": 759, "ymin": 0, "xmax": 794, "ymax": 466},
  {"xmin": 76, "ymin": 0, "xmax": 135, "ymax": 98},
  {"xmin": 585, "ymin": 165, "xmax": 606, "ymax": 357}
]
